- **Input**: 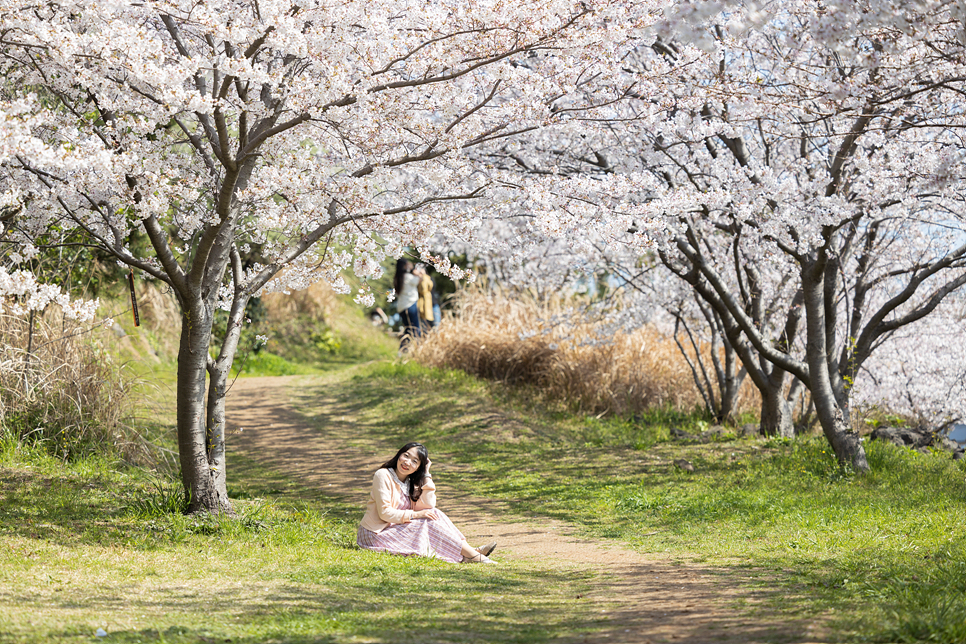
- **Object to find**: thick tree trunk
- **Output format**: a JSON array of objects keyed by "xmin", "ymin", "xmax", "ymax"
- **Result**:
[
  {"xmin": 801, "ymin": 258, "xmax": 870, "ymax": 472},
  {"xmin": 820, "ymin": 403, "xmax": 868, "ymax": 471},
  {"xmin": 177, "ymin": 301, "xmax": 226, "ymax": 514},
  {"xmin": 759, "ymin": 384, "xmax": 794, "ymax": 438}
]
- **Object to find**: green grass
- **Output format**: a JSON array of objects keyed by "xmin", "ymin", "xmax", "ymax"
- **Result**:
[
  {"xmin": 231, "ymin": 350, "xmax": 321, "ymax": 377},
  {"xmin": 296, "ymin": 360, "xmax": 966, "ymax": 644},
  {"xmin": 261, "ymin": 294, "xmax": 398, "ymax": 374},
  {"xmin": 0, "ymin": 434, "xmax": 601, "ymax": 644},
  {"xmin": 7, "ymin": 329, "xmax": 966, "ymax": 644}
]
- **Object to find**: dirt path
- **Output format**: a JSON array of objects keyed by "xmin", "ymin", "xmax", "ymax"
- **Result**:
[{"xmin": 228, "ymin": 375, "xmax": 826, "ymax": 644}]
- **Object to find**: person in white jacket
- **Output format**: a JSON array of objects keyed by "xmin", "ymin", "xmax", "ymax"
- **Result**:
[
  {"xmin": 357, "ymin": 442, "xmax": 497, "ymax": 563},
  {"xmin": 393, "ymin": 259, "xmax": 421, "ymax": 350}
]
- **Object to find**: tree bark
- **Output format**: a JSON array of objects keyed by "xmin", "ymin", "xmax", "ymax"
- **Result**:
[
  {"xmin": 176, "ymin": 300, "xmax": 224, "ymax": 513},
  {"xmin": 717, "ymin": 367, "xmax": 744, "ymax": 424},
  {"xmin": 759, "ymin": 382, "xmax": 794, "ymax": 438},
  {"xmin": 205, "ymin": 274, "xmax": 250, "ymax": 510},
  {"xmin": 704, "ymin": 301, "xmax": 747, "ymax": 423},
  {"xmin": 801, "ymin": 256, "xmax": 870, "ymax": 471},
  {"xmin": 205, "ymin": 362, "xmax": 231, "ymax": 508}
]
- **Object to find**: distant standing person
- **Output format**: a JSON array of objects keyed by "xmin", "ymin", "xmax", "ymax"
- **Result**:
[
  {"xmin": 357, "ymin": 442, "xmax": 497, "ymax": 564},
  {"xmin": 415, "ymin": 263, "xmax": 435, "ymax": 328},
  {"xmin": 393, "ymin": 259, "xmax": 420, "ymax": 350},
  {"xmin": 427, "ymin": 265, "xmax": 442, "ymax": 328}
]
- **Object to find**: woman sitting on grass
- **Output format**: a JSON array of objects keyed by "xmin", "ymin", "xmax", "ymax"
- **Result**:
[{"xmin": 357, "ymin": 442, "xmax": 497, "ymax": 564}]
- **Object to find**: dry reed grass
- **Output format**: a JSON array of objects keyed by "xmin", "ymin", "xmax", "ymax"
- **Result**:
[
  {"xmin": 0, "ymin": 309, "xmax": 145, "ymax": 461},
  {"xmin": 259, "ymin": 281, "xmax": 341, "ymax": 353},
  {"xmin": 261, "ymin": 281, "xmax": 338, "ymax": 321},
  {"xmin": 130, "ymin": 284, "xmax": 182, "ymax": 357},
  {"xmin": 412, "ymin": 287, "xmax": 759, "ymax": 418},
  {"xmin": 115, "ymin": 281, "xmax": 337, "ymax": 358}
]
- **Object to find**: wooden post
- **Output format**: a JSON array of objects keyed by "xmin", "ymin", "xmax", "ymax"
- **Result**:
[{"xmin": 128, "ymin": 270, "xmax": 140, "ymax": 327}]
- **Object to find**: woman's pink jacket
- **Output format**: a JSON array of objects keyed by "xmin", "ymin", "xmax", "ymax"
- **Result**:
[{"xmin": 359, "ymin": 468, "xmax": 437, "ymax": 533}]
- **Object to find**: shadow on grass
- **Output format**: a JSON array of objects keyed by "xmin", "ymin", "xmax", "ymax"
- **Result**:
[
  {"xmin": 0, "ymin": 467, "xmax": 136, "ymax": 544},
  {"xmin": 4, "ymin": 562, "xmax": 600, "ymax": 644}
]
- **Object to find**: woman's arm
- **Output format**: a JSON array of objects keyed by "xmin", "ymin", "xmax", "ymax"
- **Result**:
[
  {"xmin": 414, "ymin": 476, "xmax": 437, "ymax": 510},
  {"xmin": 371, "ymin": 469, "xmax": 414, "ymax": 524}
]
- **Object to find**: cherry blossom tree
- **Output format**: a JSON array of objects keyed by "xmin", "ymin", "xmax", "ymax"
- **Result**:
[
  {"xmin": 853, "ymin": 298, "xmax": 966, "ymax": 430},
  {"xmin": 646, "ymin": 5, "xmax": 966, "ymax": 470},
  {"xmin": 472, "ymin": 0, "xmax": 966, "ymax": 470},
  {"xmin": 0, "ymin": 0, "xmax": 669, "ymax": 512},
  {"xmin": 7, "ymin": 0, "xmax": 966, "ymax": 494},
  {"xmin": 613, "ymin": 261, "xmax": 752, "ymax": 424}
]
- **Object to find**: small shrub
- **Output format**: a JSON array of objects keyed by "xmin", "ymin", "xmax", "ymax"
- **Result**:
[
  {"xmin": 128, "ymin": 477, "xmax": 191, "ymax": 517},
  {"xmin": 0, "ymin": 310, "xmax": 142, "ymax": 461},
  {"xmin": 311, "ymin": 328, "xmax": 342, "ymax": 353}
]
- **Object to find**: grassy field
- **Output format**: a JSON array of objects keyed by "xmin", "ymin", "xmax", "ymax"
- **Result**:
[
  {"xmin": 298, "ymin": 361, "xmax": 966, "ymax": 644},
  {"xmin": 0, "ymin": 288, "xmax": 595, "ymax": 642},
  {"xmin": 4, "ymin": 303, "xmax": 966, "ymax": 643},
  {"xmin": 0, "ymin": 436, "xmax": 600, "ymax": 644}
]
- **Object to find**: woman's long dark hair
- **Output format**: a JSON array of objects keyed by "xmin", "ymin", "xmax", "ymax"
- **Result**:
[
  {"xmin": 393, "ymin": 259, "xmax": 413, "ymax": 302},
  {"xmin": 381, "ymin": 442, "xmax": 429, "ymax": 503}
]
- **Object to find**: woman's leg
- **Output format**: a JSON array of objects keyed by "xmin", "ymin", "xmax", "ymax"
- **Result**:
[
  {"xmin": 399, "ymin": 306, "xmax": 420, "ymax": 350},
  {"xmin": 407, "ymin": 303, "xmax": 422, "ymax": 337},
  {"xmin": 360, "ymin": 511, "xmax": 493, "ymax": 563},
  {"xmin": 415, "ymin": 509, "xmax": 493, "ymax": 563},
  {"xmin": 460, "ymin": 541, "xmax": 482, "ymax": 559}
]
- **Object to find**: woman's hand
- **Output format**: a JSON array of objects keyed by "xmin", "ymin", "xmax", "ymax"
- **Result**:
[
  {"xmin": 413, "ymin": 509, "xmax": 438, "ymax": 520},
  {"xmin": 425, "ymin": 458, "xmax": 432, "ymax": 473}
]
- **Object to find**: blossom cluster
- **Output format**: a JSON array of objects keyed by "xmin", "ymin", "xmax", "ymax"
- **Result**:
[
  {"xmin": 0, "ymin": 268, "xmax": 98, "ymax": 321},
  {"xmin": 3, "ymin": 0, "xmax": 966, "ymax": 426}
]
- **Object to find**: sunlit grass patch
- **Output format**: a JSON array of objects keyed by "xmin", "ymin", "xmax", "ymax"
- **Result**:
[
  {"xmin": 231, "ymin": 350, "xmax": 319, "ymax": 377},
  {"xmin": 333, "ymin": 360, "xmax": 966, "ymax": 643},
  {"xmin": 0, "ymin": 435, "xmax": 601, "ymax": 644}
]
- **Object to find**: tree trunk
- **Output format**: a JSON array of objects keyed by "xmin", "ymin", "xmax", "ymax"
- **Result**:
[
  {"xmin": 718, "ymin": 374, "xmax": 743, "ymax": 424},
  {"xmin": 821, "ymin": 404, "xmax": 868, "ymax": 471},
  {"xmin": 205, "ymin": 285, "xmax": 250, "ymax": 511},
  {"xmin": 671, "ymin": 297, "xmax": 747, "ymax": 423},
  {"xmin": 801, "ymin": 257, "xmax": 870, "ymax": 471},
  {"xmin": 205, "ymin": 362, "xmax": 231, "ymax": 507},
  {"xmin": 759, "ymin": 383, "xmax": 794, "ymax": 438},
  {"xmin": 712, "ymin": 317, "xmax": 747, "ymax": 424},
  {"xmin": 177, "ymin": 300, "xmax": 225, "ymax": 514},
  {"xmin": 787, "ymin": 377, "xmax": 812, "ymax": 435}
]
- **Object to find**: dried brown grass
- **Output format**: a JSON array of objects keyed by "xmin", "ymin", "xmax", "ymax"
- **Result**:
[
  {"xmin": 412, "ymin": 287, "xmax": 759, "ymax": 418},
  {"xmin": 131, "ymin": 284, "xmax": 182, "ymax": 357},
  {"xmin": 0, "ymin": 309, "xmax": 145, "ymax": 461},
  {"xmin": 261, "ymin": 281, "xmax": 339, "ymax": 322}
]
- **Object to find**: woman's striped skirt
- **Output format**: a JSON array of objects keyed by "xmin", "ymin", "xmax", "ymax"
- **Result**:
[{"xmin": 357, "ymin": 496, "xmax": 466, "ymax": 563}]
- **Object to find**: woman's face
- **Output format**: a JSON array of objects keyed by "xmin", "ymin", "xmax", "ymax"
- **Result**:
[{"xmin": 395, "ymin": 447, "xmax": 422, "ymax": 479}]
